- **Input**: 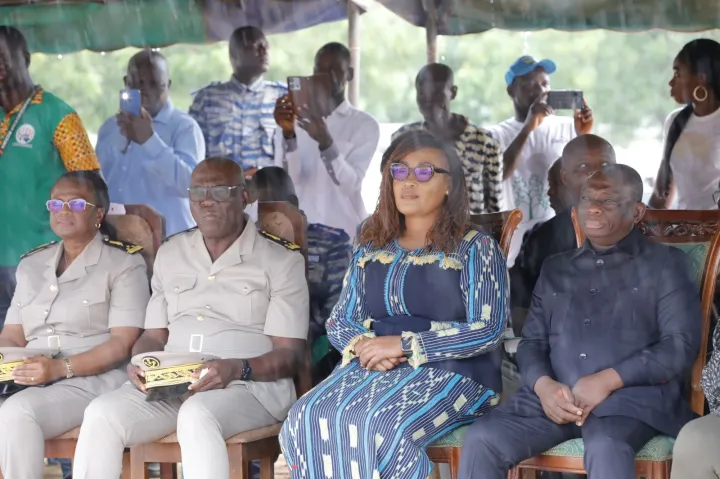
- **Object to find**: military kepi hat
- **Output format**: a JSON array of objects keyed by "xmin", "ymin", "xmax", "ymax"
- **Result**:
[
  {"xmin": 0, "ymin": 347, "xmax": 58, "ymax": 383},
  {"xmin": 131, "ymin": 352, "xmax": 218, "ymax": 402}
]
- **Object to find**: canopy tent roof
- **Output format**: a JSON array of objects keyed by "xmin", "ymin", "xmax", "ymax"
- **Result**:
[
  {"xmin": 0, "ymin": 0, "xmax": 363, "ymax": 54},
  {"xmin": 376, "ymin": 0, "xmax": 720, "ymax": 34}
]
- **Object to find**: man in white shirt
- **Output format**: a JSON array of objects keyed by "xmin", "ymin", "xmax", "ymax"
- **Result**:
[
  {"xmin": 488, "ymin": 56, "xmax": 593, "ymax": 266},
  {"xmin": 273, "ymin": 42, "xmax": 380, "ymax": 239}
]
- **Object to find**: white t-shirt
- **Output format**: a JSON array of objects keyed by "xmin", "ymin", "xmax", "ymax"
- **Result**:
[
  {"xmin": 488, "ymin": 115, "xmax": 575, "ymax": 266},
  {"xmin": 664, "ymin": 106, "xmax": 720, "ymax": 210}
]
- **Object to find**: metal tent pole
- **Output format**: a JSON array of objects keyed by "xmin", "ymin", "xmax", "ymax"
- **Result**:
[{"xmin": 347, "ymin": 0, "xmax": 361, "ymax": 106}]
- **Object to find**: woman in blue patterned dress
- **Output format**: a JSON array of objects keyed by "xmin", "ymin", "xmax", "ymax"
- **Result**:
[{"xmin": 280, "ymin": 130, "xmax": 509, "ymax": 479}]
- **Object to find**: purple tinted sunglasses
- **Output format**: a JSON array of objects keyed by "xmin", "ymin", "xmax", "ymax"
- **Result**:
[
  {"xmin": 46, "ymin": 199, "xmax": 97, "ymax": 213},
  {"xmin": 390, "ymin": 162, "xmax": 450, "ymax": 183}
]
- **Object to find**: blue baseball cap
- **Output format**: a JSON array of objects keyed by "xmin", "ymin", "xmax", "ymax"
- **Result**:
[{"xmin": 505, "ymin": 56, "xmax": 557, "ymax": 86}]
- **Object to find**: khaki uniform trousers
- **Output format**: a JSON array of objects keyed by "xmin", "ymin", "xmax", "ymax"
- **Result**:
[
  {"xmin": 0, "ymin": 370, "xmax": 127, "ymax": 479},
  {"xmin": 671, "ymin": 413, "xmax": 720, "ymax": 479},
  {"xmin": 72, "ymin": 381, "xmax": 277, "ymax": 479}
]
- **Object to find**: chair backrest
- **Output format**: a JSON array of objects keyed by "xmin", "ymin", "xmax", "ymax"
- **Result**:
[
  {"xmin": 106, "ymin": 204, "xmax": 165, "ymax": 278},
  {"xmin": 470, "ymin": 209, "xmax": 523, "ymax": 258},
  {"xmin": 257, "ymin": 201, "xmax": 312, "ymax": 397},
  {"xmin": 571, "ymin": 207, "xmax": 720, "ymax": 415}
]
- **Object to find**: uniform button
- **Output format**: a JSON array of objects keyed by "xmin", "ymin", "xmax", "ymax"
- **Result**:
[
  {"xmin": 552, "ymin": 292, "xmax": 557, "ymax": 297},
  {"xmin": 205, "ymin": 305, "xmax": 211, "ymax": 309},
  {"xmin": 590, "ymin": 288, "xmax": 598, "ymax": 295},
  {"xmin": 596, "ymin": 259, "xmax": 604, "ymax": 266},
  {"xmin": 207, "ymin": 275, "xmax": 216, "ymax": 281},
  {"xmin": 16, "ymin": 302, "xmax": 20, "ymax": 307},
  {"xmin": 49, "ymin": 284, "xmax": 57, "ymax": 292},
  {"xmin": 584, "ymin": 318, "xmax": 591, "ymax": 325},
  {"xmin": 633, "ymin": 287, "xmax": 638, "ymax": 293},
  {"xmin": 174, "ymin": 286, "xmax": 180, "ymax": 292},
  {"xmin": 43, "ymin": 310, "xmax": 49, "ymax": 316},
  {"xmin": 579, "ymin": 353, "xmax": 587, "ymax": 360},
  {"xmin": 82, "ymin": 299, "xmax": 88, "ymax": 304},
  {"xmin": 197, "ymin": 315, "xmax": 205, "ymax": 321},
  {"xmin": 243, "ymin": 287, "xmax": 249, "ymax": 293},
  {"xmin": 46, "ymin": 326, "xmax": 54, "ymax": 334}
]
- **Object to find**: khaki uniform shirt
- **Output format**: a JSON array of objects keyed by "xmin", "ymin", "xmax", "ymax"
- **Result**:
[
  {"xmin": 5, "ymin": 232, "xmax": 149, "ymax": 391},
  {"xmin": 146, "ymin": 219, "xmax": 309, "ymax": 420}
]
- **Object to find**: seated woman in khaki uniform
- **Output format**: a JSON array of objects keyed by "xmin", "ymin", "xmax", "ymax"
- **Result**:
[{"xmin": 0, "ymin": 171, "xmax": 149, "ymax": 479}]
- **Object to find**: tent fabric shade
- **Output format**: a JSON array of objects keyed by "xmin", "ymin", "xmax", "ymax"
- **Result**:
[
  {"xmin": 376, "ymin": 0, "xmax": 720, "ymax": 34},
  {"xmin": 0, "ymin": 0, "xmax": 357, "ymax": 54}
]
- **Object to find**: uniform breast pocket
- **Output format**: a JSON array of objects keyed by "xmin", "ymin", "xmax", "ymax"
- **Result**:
[
  {"xmin": 612, "ymin": 289, "xmax": 655, "ymax": 337},
  {"xmin": 233, "ymin": 277, "xmax": 270, "ymax": 326},
  {"xmin": 166, "ymin": 275, "xmax": 197, "ymax": 316},
  {"xmin": 75, "ymin": 287, "xmax": 109, "ymax": 332},
  {"xmin": 546, "ymin": 293, "xmax": 572, "ymax": 336}
]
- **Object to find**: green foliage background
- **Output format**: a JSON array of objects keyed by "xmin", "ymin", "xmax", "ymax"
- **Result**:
[{"xmin": 28, "ymin": 4, "xmax": 720, "ymax": 147}]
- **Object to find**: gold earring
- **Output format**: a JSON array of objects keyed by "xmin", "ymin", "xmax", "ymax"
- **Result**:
[{"xmin": 693, "ymin": 85, "xmax": 708, "ymax": 102}]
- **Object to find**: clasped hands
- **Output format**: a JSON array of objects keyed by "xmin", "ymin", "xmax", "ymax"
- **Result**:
[
  {"xmin": 353, "ymin": 336, "xmax": 406, "ymax": 372},
  {"xmin": 534, "ymin": 369, "xmax": 622, "ymax": 426}
]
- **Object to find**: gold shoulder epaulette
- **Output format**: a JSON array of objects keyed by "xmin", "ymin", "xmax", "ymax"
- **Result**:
[
  {"xmin": 103, "ymin": 238, "xmax": 143, "ymax": 254},
  {"xmin": 21, "ymin": 241, "xmax": 57, "ymax": 259},
  {"xmin": 259, "ymin": 230, "xmax": 300, "ymax": 251},
  {"xmin": 162, "ymin": 227, "xmax": 198, "ymax": 243}
]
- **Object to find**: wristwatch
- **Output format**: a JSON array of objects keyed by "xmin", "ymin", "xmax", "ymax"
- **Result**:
[
  {"xmin": 401, "ymin": 336, "xmax": 413, "ymax": 358},
  {"xmin": 239, "ymin": 359, "xmax": 252, "ymax": 381},
  {"xmin": 63, "ymin": 358, "xmax": 74, "ymax": 379}
]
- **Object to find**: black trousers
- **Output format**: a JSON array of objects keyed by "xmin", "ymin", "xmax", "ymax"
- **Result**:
[{"xmin": 458, "ymin": 390, "xmax": 657, "ymax": 479}]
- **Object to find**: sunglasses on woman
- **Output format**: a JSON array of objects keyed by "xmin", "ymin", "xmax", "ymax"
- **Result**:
[
  {"xmin": 46, "ymin": 199, "xmax": 97, "ymax": 213},
  {"xmin": 390, "ymin": 163, "xmax": 450, "ymax": 183}
]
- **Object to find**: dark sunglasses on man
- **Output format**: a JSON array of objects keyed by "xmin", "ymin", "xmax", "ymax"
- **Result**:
[{"xmin": 187, "ymin": 185, "xmax": 242, "ymax": 203}]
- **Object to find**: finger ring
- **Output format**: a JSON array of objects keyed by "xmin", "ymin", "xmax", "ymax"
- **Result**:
[{"xmin": 30, "ymin": 377, "xmax": 34, "ymax": 382}]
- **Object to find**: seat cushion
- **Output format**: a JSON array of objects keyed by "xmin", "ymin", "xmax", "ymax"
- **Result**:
[
  {"xmin": 428, "ymin": 426, "xmax": 674, "ymax": 462},
  {"xmin": 540, "ymin": 435, "xmax": 675, "ymax": 461},
  {"xmin": 158, "ymin": 423, "xmax": 282, "ymax": 445}
]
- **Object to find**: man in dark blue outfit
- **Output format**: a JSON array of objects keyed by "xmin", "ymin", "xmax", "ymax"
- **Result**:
[{"xmin": 459, "ymin": 164, "xmax": 701, "ymax": 479}]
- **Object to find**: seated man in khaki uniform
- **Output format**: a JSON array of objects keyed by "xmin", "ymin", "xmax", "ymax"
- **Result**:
[{"xmin": 72, "ymin": 157, "xmax": 309, "ymax": 479}]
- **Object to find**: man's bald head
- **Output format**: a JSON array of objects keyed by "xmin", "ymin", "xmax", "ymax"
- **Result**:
[
  {"xmin": 193, "ymin": 157, "xmax": 246, "ymax": 187},
  {"xmin": 415, "ymin": 63, "xmax": 454, "ymax": 87},
  {"xmin": 561, "ymin": 134, "xmax": 615, "ymax": 169},
  {"xmin": 415, "ymin": 63, "xmax": 457, "ymax": 123},
  {"xmin": 128, "ymin": 50, "xmax": 168, "ymax": 75},
  {"xmin": 592, "ymin": 164, "xmax": 644, "ymax": 203},
  {"xmin": 229, "ymin": 26, "xmax": 269, "ymax": 78},
  {"xmin": 125, "ymin": 50, "xmax": 170, "ymax": 116},
  {"xmin": 560, "ymin": 134, "xmax": 617, "ymax": 206}
]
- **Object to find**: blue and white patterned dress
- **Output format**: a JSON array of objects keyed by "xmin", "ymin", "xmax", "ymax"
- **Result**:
[{"xmin": 280, "ymin": 229, "xmax": 509, "ymax": 479}]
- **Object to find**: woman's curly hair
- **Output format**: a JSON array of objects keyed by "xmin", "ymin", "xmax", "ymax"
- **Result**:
[{"xmin": 359, "ymin": 130, "xmax": 470, "ymax": 253}]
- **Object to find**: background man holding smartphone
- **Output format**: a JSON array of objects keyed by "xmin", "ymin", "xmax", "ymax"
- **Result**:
[
  {"xmin": 273, "ymin": 42, "xmax": 379, "ymax": 239},
  {"xmin": 95, "ymin": 50, "xmax": 204, "ymax": 236},
  {"xmin": 488, "ymin": 55, "xmax": 594, "ymax": 267},
  {"xmin": 189, "ymin": 26, "xmax": 286, "ymax": 177}
]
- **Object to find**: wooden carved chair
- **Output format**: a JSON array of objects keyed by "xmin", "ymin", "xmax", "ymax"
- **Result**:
[
  {"xmin": 35, "ymin": 205, "xmax": 166, "ymax": 479},
  {"xmin": 470, "ymin": 209, "xmax": 524, "ymax": 257},
  {"xmin": 511, "ymin": 208, "xmax": 720, "ymax": 479},
  {"xmin": 425, "ymin": 209, "xmax": 524, "ymax": 478},
  {"xmin": 129, "ymin": 201, "xmax": 312, "ymax": 479}
]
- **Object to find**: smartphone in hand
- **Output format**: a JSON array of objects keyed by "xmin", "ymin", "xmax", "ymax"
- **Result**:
[
  {"xmin": 287, "ymin": 74, "xmax": 332, "ymax": 117},
  {"xmin": 546, "ymin": 90, "xmax": 584, "ymax": 110},
  {"xmin": 119, "ymin": 89, "xmax": 142, "ymax": 117}
]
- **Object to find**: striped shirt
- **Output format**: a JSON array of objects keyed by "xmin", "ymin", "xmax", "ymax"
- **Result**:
[
  {"xmin": 189, "ymin": 76, "xmax": 287, "ymax": 171},
  {"xmin": 393, "ymin": 118, "xmax": 503, "ymax": 214}
]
